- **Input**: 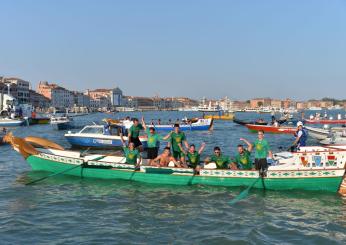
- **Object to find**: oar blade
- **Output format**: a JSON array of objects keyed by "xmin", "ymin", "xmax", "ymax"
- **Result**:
[
  {"xmin": 229, "ymin": 189, "xmax": 250, "ymax": 205},
  {"xmin": 229, "ymin": 177, "xmax": 260, "ymax": 205}
]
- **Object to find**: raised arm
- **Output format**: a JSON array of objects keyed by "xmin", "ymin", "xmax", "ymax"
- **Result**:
[
  {"xmin": 183, "ymin": 140, "xmax": 189, "ymax": 149},
  {"xmin": 141, "ymin": 117, "xmax": 147, "ymax": 130},
  {"xmin": 240, "ymin": 138, "xmax": 253, "ymax": 152},
  {"xmin": 120, "ymin": 133, "xmax": 126, "ymax": 147},
  {"xmin": 198, "ymin": 142, "xmax": 206, "ymax": 155}
]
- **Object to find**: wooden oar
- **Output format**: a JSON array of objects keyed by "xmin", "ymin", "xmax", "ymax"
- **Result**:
[
  {"xmin": 229, "ymin": 177, "xmax": 260, "ymax": 205},
  {"xmin": 26, "ymin": 163, "xmax": 84, "ymax": 185}
]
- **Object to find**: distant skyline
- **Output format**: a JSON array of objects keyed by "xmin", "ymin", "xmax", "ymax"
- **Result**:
[{"xmin": 1, "ymin": 0, "xmax": 346, "ymax": 100}]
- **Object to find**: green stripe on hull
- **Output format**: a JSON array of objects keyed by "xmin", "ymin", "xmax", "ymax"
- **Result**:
[{"xmin": 27, "ymin": 155, "xmax": 342, "ymax": 192}]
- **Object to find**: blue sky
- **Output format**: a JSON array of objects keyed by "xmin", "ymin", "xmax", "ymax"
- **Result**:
[{"xmin": 0, "ymin": 0, "xmax": 345, "ymax": 100}]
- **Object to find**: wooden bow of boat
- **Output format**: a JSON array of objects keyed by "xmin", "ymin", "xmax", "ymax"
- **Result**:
[
  {"xmin": 24, "ymin": 136, "xmax": 65, "ymax": 150},
  {"xmin": 4, "ymin": 133, "xmax": 65, "ymax": 158},
  {"xmin": 3, "ymin": 132, "xmax": 39, "ymax": 159}
]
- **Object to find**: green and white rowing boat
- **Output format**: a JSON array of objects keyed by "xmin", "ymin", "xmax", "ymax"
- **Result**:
[{"xmin": 4, "ymin": 134, "xmax": 346, "ymax": 194}]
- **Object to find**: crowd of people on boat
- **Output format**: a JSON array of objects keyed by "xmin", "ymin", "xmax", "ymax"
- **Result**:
[{"xmin": 120, "ymin": 117, "xmax": 285, "ymax": 176}]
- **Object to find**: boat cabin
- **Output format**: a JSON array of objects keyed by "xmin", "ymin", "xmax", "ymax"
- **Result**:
[{"xmin": 79, "ymin": 124, "xmax": 127, "ymax": 136}]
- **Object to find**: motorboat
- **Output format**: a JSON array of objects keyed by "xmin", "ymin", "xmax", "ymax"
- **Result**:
[{"xmin": 65, "ymin": 124, "xmax": 148, "ymax": 149}]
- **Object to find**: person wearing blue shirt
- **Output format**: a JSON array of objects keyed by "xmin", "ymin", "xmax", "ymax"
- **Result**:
[{"xmin": 291, "ymin": 121, "xmax": 308, "ymax": 151}]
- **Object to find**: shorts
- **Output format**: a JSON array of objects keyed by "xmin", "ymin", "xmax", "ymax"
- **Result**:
[
  {"xmin": 130, "ymin": 137, "xmax": 142, "ymax": 148},
  {"xmin": 255, "ymin": 158, "xmax": 268, "ymax": 175},
  {"xmin": 147, "ymin": 147, "xmax": 158, "ymax": 159},
  {"xmin": 173, "ymin": 150, "xmax": 185, "ymax": 160}
]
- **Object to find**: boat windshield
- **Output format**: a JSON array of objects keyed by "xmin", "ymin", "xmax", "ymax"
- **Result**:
[{"xmin": 80, "ymin": 127, "xmax": 104, "ymax": 134}]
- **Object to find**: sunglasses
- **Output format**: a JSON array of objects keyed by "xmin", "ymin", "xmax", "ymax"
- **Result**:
[{"xmin": 214, "ymin": 151, "xmax": 221, "ymax": 153}]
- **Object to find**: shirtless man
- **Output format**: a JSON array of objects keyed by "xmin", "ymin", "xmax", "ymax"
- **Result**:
[{"xmin": 151, "ymin": 147, "xmax": 181, "ymax": 168}]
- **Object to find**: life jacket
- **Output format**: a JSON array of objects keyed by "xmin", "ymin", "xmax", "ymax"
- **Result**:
[{"xmin": 297, "ymin": 128, "xmax": 308, "ymax": 147}]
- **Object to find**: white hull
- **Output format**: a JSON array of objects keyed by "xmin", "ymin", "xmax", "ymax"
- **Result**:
[
  {"xmin": 305, "ymin": 126, "xmax": 330, "ymax": 140},
  {"xmin": 320, "ymin": 136, "xmax": 346, "ymax": 145}
]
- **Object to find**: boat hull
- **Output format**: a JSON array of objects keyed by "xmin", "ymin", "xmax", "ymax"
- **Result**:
[
  {"xmin": 153, "ymin": 124, "xmax": 211, "ymax": 131},
  {"xmin": 28, "ymin": 118, "xmax": 50, "ymax": 125},
  {"xmin": 305, "ymin": 126, "xmax": 329, "ymax": 140},
  {"xmin": 204, "ymin": 114, "xmax": 234, "ymax": 120},
  {"xmin": 233, "ymin": 119, "xmax": 267, "ymax": 126},
  {"xmin": 26, "ymin": 154, "xmax": 344, "ymax": 192},
  {"xmin": 65, "ymin": 135, "xmax": 148, "ymax": 149},
  {"xmin": 246, "ymin": 124, "xmax": 296, "ymax": 134},
  {"xmin": 0, "ymin": 120, "xmax": 25, "ymax": 127},
  {"xmin": 305, "ymin": 119, "xmax": 346, "ymax": 125},
  {"xmin": 152, "ymin": 119, "xmax": 213, "ymax": 131},
  {"xmin": 52, "ymin": 122, "xmax": 73, "ymax": 130}
]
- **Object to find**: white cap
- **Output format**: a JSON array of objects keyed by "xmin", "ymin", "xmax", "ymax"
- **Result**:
[{"xmin": 297, "ymin": 121, "xmax": 303, "ymax": 127}]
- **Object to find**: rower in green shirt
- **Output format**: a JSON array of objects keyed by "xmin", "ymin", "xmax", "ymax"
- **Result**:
[
  {"xmin": 120, "ymin": 135, "xmax": 142, "ymax": 168},
  {"xmin": 165, "ymin": 124, "xmax": 189, "ymax": 167},
  {"xmin": 128, "ymin": 118, "xmax": 144, "ymax": 151},
  {"xmin": 242, "ymin": 130, "xmax": 272, "ymax": 176},
  {"xmin": 185, "ymin": 142, "xmax": 206, "ymax": 172},
  {"xmin": 205, "ymin": 146, "xmax": 233, "ymax": 169},
  {"xmin": 231, "ymin": 138, "xmax": 254, "ymax": 170},
  {"xmin": 142, "ymin": 117, "xmax": 164, "ymax": 165}
]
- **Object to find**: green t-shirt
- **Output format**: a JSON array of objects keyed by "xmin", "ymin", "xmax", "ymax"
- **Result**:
[
  {"xmin": 233, "ymin": 150, "xmax": 252, "ymax": 170},
  {"xmin": 187, "ymin": 151, "xmax": 200, "ymax": 168},
  {"xmin": 129, "ymin": 124, "xmax": 143, "ymax": 138},
  {"xmin": 210, "ymin": 154, "xmax": 231, "ymax": 169},
  {"xmin": 123, "ymin": 147, "xmax": 140, "ymax": 165},
  {"xmin": 170, "ymin": 131, "xmax": 186, "ymax": 152},
  {"xmin": 146, "ymin": 129, "xmax": 162, "ymax": 148},
  {"xmin": 253, "ymin": 139, "xmax": 270, "ymax": 159}
]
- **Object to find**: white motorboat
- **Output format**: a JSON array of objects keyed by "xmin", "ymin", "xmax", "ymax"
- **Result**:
[
  {"xmin": 306, "ymin": 126, "xmax": 346, "ymax": 140},
  {"xmin": 320, "ymin": 134, "xmax": 346, "ymax": 145},
  {"xmin": 198, "ymin": 101, "xmax": 220, "ymax": 112},
  {"xmin": 0, "ymin": 117, "xmax": 25, "ymax": 127},
  {"xmin": 65, "ymin": 124, "xmax": 148, "ymax": 149},
  {"xmin": 50, "ymin": 116, "xmax": 74, "ymax": 130}
]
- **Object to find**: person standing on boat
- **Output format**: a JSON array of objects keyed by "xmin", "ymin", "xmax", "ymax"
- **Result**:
[
  {"xmin": 290, "ymin": 121, "xmax": 308, "ymax": 151},
  {"xmin": 204, "ymin": 146, "xmax": 234, "ymax": 169},
  {"xmin": 165, "ymin": 123, "xmax": 189, "ymax": 166},
  {"xmin": 128, "ymin": 118, "xmax": 144, "ymax": 151},
  {"xmin": 271, "ymin": 110, "xmax": 276, "ymax": 123},
  {"xmin": 120, "ymin": 135, "xmax": 142, "ymax": 168},
  {"xmin": 231, "ymin": 139, "xmax": 254, "ymax": 170},
  {"xmin": 142, "ymin": 118, "xmax": 164, "ymax": 165},
  {"xmin": 246, "ymin": 130, "xmax": 272, "ymax": 176}
]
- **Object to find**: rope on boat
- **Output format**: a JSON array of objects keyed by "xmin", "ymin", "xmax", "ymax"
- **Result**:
[{"xmin": 26, "ymin": 163, "xmax": 85, "ymax": 185}]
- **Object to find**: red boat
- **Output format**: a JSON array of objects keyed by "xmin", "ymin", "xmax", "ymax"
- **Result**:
[
  {"xmin": 245, "ymin": 124, "xmax": 296, "ymax": 134},
  {"xmin": 304, "ymin": 119, "xmax": 346, "ymax": 125}
]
